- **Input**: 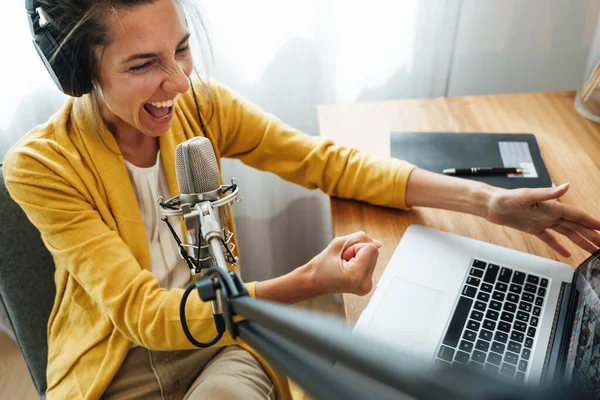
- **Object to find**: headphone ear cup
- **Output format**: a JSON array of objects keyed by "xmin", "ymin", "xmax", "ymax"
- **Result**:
[{"xmin": 33, "ymin": 23, "xmax": 93, "ymax": 97}]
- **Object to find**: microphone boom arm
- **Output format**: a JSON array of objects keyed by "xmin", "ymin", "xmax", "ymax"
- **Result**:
[{"xmin": 184, "ymin": 267, "xmax": 590, "ymax": 400}]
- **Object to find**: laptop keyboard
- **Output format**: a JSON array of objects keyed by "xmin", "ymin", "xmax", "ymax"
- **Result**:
[{"xmin": 435, "ymin": 259, "xmax": 549, "ymax": 381}]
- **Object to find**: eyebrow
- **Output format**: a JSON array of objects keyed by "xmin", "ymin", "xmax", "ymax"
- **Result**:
[{"xmin": 122, "ymin": 33, "xmax": 191, "ymax": 64}]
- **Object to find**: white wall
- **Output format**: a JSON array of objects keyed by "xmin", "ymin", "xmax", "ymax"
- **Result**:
[{"xmin": 449, "ymin": 0, "xmax": 600, "ymax": 96}]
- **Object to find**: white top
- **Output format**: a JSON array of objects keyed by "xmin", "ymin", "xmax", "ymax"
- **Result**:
[{"xmin": 125, "ymin": 151, "xmax": 191, "ymax": 290}]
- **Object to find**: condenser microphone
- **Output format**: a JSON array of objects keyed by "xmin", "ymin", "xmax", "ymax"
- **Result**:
[
  {"xmin": 174, "ymin": 137, "xmax": 223, "ymax": 272},
  {"xmin": 158, "ymin": 137, "xmax": 241, "ymax": 333},
  {"xmin": 164, "ymin": 136, "xmax": 240, "ymax": 274},
  {"xmin": 175, "ymin": 137, "xmax": 222, "ymax": 205}
]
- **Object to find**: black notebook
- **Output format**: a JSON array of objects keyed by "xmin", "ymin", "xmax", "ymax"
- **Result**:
[{"xmin": 390, "ymin": 132, "xmax": 552, "ymax": 189}]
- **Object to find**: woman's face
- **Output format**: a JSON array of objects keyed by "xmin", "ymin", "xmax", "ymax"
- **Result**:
[{"xmin": 95, "ymin": 0, "xmax": 193, "ymax": 138}]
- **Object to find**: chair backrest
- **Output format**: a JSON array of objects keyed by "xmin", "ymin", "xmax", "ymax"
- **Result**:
[{"xmin": 0, "ymin": 165, "xmax": 55, "ymax": 399}]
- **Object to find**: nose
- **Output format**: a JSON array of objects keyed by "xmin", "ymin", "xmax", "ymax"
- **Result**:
[{"xmin": 162, "ymin": 61, "xmax": 191, "ymax": 94}]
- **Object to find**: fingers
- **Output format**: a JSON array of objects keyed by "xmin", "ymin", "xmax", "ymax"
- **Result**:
[
  {"xmin": 341, "ymin": 242, "xmax": 366, "ymax": 261},
  {"xmin": 521, "ymin": 182, "xmax": 569, "ymax": 204},
  {"xmin": 341, "ymin": 240, "xmax": 382, "ymax": 261},
  {"xmin": 344, "ymin": 242, "xmax": 378, "ymax": 265},
  {"xmin": 518, "ymin": 182, "xmax": 600, "ymax": 256},
  {"xmin": 551, "ymin": 225, "xmax": 597, "ymax": 254},
  {"xmin": 561, "ymin": 220, "xmax": 600, "ymax": 248},
  {"xmin": 551, "ymin": 220, "xmax": 600, "ymax": 255},
  {"xmin": 536, "ymin": 230, "xmax": 571, "ymax": 257},
  {"xmin": 559, "ymin": 203, "xmax": 600, "ymax": 231},
  {"xmin": 334, "ymin": 231, "xmax": 382, "ymax": 254},
  {"xmin": 344, "ymin": 243, "xmax": 379, "ymax": 295},
  {"xmin": 354, "ymin": 243, "xmax": 379, "ymax": 277}
]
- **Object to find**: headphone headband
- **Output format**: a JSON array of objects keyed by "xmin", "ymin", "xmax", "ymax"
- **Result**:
[{"xmin": 25, "ymin": 0, "xmax": 93, "ymax": 97}]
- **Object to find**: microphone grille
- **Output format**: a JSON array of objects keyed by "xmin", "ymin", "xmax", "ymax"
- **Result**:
[{"xmin": 175, "ymin": 137, "xmax": 221, "ymax": 195}]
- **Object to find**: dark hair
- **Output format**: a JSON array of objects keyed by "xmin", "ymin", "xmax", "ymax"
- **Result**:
[{"xmin": 38, "ymin": 0, "xmax": 214, "ymax": 141}]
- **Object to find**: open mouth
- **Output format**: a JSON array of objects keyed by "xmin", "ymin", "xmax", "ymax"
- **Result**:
[{"xmin": 143, "ymin": 97, "xmax": 178, "ymax": 123}]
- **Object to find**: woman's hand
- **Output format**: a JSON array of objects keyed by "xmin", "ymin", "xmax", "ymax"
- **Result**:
[
  {"xmin": 254, "ymin": 231, "xmax": 381, "ymax": 304},
  {"xmin": 307, "ymin": 231, "xmax": 382, "ymax": 296},
  {"xmin": 486, "ymin": 182, "xmax": 600, "ymax": 257},
  {"xmin": 406, "ymin": 169, "xmax": 600, "ymax": 258}
]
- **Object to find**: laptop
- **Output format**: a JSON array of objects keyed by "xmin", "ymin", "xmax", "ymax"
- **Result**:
[{"xmin": 354, "ymin": 225, "xmax": 600, "ymax": 397}]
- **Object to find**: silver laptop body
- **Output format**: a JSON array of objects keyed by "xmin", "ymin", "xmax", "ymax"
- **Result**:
[{"xmin": 354, "ymin": 224, "xmax": 575, "ymax": 384}]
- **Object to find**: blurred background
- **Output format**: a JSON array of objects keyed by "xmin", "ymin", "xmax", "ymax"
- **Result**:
[{"xmin": 1, "ymin": 0, "xmax": 599, "ymax": 337}]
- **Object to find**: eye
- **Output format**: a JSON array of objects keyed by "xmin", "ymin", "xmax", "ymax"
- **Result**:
[
  {"xmin": 130, "ymin": 62, "xmax": 153, "ymax": 72},
  {"xmin": 176, "ymin": 44, "xmax": 190, "ymax": 54}
]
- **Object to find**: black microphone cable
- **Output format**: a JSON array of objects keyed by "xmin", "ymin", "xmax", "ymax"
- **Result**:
[{"xmin": 180, "ymin": 267, "xmax": 234, "ymax": 348}]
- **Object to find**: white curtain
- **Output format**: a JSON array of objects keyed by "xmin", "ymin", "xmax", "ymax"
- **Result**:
[
  {"xmin": 199, "ymin": 0, "xmax": 599, "ymax": 281},
  {"xmin": 0, "ymin": 0, "xmax": 598, "ymax": 332},
  {"xmin": 202, "ymin": 0, "xmax": 465, "ymax": 281}
]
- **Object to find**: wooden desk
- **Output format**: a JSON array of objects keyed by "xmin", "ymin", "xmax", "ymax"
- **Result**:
[{"xmin": 317, "ymin": 91, "xmax": 600, "ymax": 324}]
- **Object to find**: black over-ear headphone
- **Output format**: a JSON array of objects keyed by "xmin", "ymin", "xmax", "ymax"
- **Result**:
[{"xmin": 25, "ymin": 0, "xmax": 93, "ymax": 97}]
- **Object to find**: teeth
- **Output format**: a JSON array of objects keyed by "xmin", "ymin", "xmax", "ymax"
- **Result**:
[{"xmin": 148, "ymin": 97, "xmax": 176, "ymax": 108}]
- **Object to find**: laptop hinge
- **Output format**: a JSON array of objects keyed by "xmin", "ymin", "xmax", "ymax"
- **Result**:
[{"xmin": 541, "ymin": 281, "xmax": 576, "ymax": 383}]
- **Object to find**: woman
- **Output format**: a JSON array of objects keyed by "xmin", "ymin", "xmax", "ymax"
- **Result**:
[{"xmin": 5, "ymin": 0, "xmax": 600, "ymax": 399}]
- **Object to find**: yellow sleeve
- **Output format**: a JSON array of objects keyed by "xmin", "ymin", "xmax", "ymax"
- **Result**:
[
  {"xmin": 208, "ymin": 82, "xmax": 416, "ymax": 210},
  {"xmin": 3, "ymin": 147, "xmax": 239, "ymax": 350}
]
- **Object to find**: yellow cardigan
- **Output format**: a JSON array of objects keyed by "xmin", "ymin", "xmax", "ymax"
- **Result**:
[{"xmin": 3, "ymin": 80, "xmax": 415, "ymax": 399}]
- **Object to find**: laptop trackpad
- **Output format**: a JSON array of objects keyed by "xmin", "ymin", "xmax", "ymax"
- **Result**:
[{"xmin": 367, "ymin": 278, "xmax": 444, "ymax": 353}]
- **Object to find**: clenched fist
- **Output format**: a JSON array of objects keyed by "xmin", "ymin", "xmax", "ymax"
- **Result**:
[{"xmin": 307, "ymin": 231, "xmax": 381, "ymax": 296}]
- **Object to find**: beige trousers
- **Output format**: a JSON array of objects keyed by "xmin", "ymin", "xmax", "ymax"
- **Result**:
[{"xmin": 101, "ymin": 345, "xmax": 275, "ymax": 400}]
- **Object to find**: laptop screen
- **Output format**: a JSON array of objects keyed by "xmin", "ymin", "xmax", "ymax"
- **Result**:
[{"xmin": 564, "ymin": 250, "xmax": 600, "ymax": 392}]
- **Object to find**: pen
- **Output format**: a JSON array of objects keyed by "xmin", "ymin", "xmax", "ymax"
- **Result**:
[{"xmin": 442, "ymin": 167, "xmax": 523, "ymax": 176}]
